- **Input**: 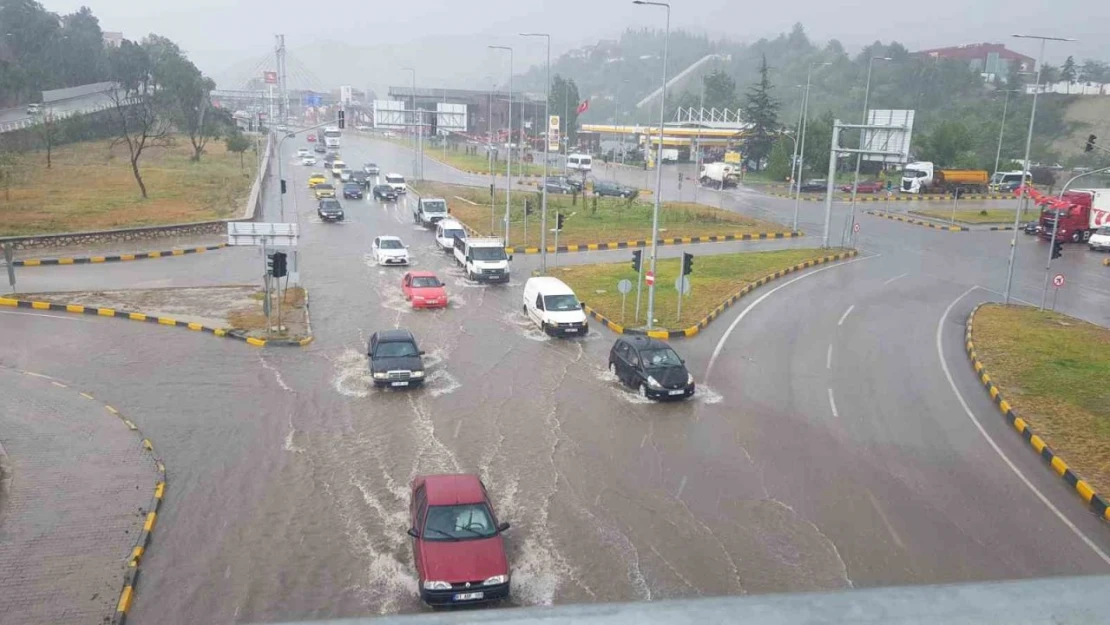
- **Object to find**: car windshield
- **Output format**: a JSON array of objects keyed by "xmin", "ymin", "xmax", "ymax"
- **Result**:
[
  {"xmin": 544, "ymin": 294, "xmax": 580, "ymax": 311},
  {"xmin": 316, "ymin": 184, "xmax": 333, "ymax": 190},
  {"xmin": 374, "ymin": 340, "xmax": 418, "ymax": 358},
  {"xmin": 386, "ymin": 175, "xmax": 405, "ymax": 184},
  {"xmin": 366, "ymin": 163, "xmax": 377, "ymax": 168},
  {"xmin": 423, "ymin": 504, "xmax": 497, "ymax": 541},
  {"xmin": 411, "ymin": 276, "xmax": 441, "ymax": 288},
  {"xmin": 320, "ymin": 201, "xmax": 340, "ymax": 210},
  {"xmin": 379, "ymin": 239, "xmax": 404, "ymax": 249},
  {"xmin": 376, "ymin": 186, "xmax": 392, "ymax": 193},
  {"xmin": 1098, "ymin": 227, "xmax": 1110, "ymax": 235},
  {"xmin": 422, "ymin": 200, "xmax": 447, "ymax": 213},
  {"xmin": 640, "ymin": 347, "xmax": 683, "ymax": 368},
  {"xmin": 344, "ymin": 184, "xmax": 359, "ymax": 190},
  {"xmin": 472, "ymin": 247, "xmax": 507, "ymax": 261},
  {"xmin": 441, "ymin": 229, "xmax": 465, "ymax": 240},
  {"xmin": 904, "ymin": 169, "xmax": 927, "ymax": 178}
]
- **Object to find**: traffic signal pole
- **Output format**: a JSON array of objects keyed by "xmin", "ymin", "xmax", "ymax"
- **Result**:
[
  {"xmin": 1040, "ymin": 214, "xmax": 1061, "ymax": 311},
  {"xmin": 633, "ymin": 250, "xmax": 644, "ymax": 324}
]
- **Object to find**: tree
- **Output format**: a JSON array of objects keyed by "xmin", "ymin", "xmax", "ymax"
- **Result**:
[
  {"xmin": 800, "ymin": 111, "xmax": 834, "ymax": 177},
  {"xmin": 765, "ymin": 136, "xmax": 793, "ymax": 182},
  {"xmin": 156, "ymin": 51, "xmax": 217, "ymax": 161},
  {"xmin": 918, "ymin": 120, "xmax": 977, "ymax": 167},
  {"xmin": 35, "ymin": 108, "xmax": 62, "ymax": 168},
  {"xmin": 1079, "ymin": 59, "xmax": 1110, "ymax": 83},
  {"xmin": 1061, "ymin": 56, "xmax": 1078, "ymax": 86},
  {"xmin": 107, "ymin": 38, "xmax": 172, "ymax": 198},
  {"xmin": 225, "ymin": 132, "xmax": 251, "ymax": 169},
  {"xmin": 703, "ymin": 70, "xmax": 740, "ymax": 110},
  {"xmin": 549, "ymin": 75, "xmax": 581, "ymax": 148},
  {"xmin": 740, "ymin": 54, "xmax": 780, "ymax": 170}
]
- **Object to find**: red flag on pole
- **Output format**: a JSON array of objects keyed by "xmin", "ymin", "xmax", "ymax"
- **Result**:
[{"xmin": 576, "ymin": 99, "xmax": 589, "ymax": 114}]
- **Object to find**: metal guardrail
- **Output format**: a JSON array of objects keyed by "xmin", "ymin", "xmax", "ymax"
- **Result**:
[{"xmin": 0, "ymin": 97, "xmax": 137, "ymax": 134}]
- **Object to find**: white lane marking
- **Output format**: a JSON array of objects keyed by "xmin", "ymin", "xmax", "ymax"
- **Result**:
[
  {"xmin": 706, "ymin": 254, "xmax": 876, "ymax": 379},
  {"xmin": 936, "ymin": 286, "xmax": 1110, "ymax": 566},
  {"xmin": 867, "ymin": 491, "xmax": 905, "ymax": 549},
  {"xmin": 827, "ymin": 388, "xmax": 839, "ymax": 418},
  {"xmin": 826, "ymin": 344, "xmax": 833, "ymax": 369},
  {"xmin": 884, "ymin": 272, "xmax": 909, "ymax": 286},
  {"xmin": 0, "ymin": 311, "xmax": 81, "ymax": 321},
  {"xmin": 837, "ymin": 305, "xmax": 855, "ymax": 326}
]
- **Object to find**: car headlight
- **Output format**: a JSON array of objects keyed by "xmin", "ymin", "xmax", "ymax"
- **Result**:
[
  {"xmin": 372, "ymin": 372, "xmax": 388, "ymax": 379},
  {"xmin": 411, "ymin": 370, "xmax": 425, "ymax": 378},
  {"xmin": 687, "ymin": 373, "xmax": 694, "ymax": 385},
  {"xmin": 423, "ymin": 580, "xmax": 451, "ymax": 590},
  {"xmin": 483, "ymin": 575, "xmax": 508, "ymax": 585},
  {"xmin": 646, "ymin": 376, "xmax": 662, "ymax": 389}
]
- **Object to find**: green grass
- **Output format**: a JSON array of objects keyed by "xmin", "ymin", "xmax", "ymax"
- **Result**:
[
  {"xmin": 914, "ymin": 208, "xmax": 1022, "ymax": 224},
  {"xmin": 385, "ymin": 135, "xmax": 545, "ymax": 176},
  {"xmin": 411, "ymin": 181, "xmax": 791, "ymax": 249},
  {"xmin": 0, "ymin": 137, "xmax": 255, "ymax": 236},
  {"xmin": 973, "ymin": 304, "xmax": 1110, "ymax": 495},
  {"xmin": 552, "ymin": 248, "xmax": 847, "ymax": 330}
]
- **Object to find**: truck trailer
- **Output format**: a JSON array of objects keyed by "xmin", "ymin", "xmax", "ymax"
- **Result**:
[
  {"xmin": 900, "ymin": 162, "xmax": 988, "ymax": 195},
  {"xmin": 1038, "ymin": 188, "xmax": 1110, "ymax": 243}
]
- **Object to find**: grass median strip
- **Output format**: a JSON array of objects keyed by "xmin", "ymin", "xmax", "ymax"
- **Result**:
[
  {"xmin": 552, "ymin": 248, "xmax": 849, "ymax": 331},
  {"xmin": 912, "ymin": 208, "xmax": 1031, "ymax": 224},
  {"xmin": 971, "ymin": 304, "xmax": 1110, "ymax": 495},
  {"xmin": 413, "ymin": 181, "xmax": 792, "ymax": 250}
]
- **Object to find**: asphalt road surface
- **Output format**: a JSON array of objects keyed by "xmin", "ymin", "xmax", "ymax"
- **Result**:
[
  {"xmin": 1, "ymin": 133, "xmax": 1107, "ymax": 624},
  {"xmin": 0, "ymin": 90, "xmax": 119, "ymax": 131}
]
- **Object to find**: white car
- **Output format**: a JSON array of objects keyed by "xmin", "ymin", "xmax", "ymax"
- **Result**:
[
  {"xmin": 301, "ymin": 155, "xmax": 316, "ymax": 165},
  {"xmin": 384, "ymin": 173, "xmax": 407, "ymax": 194},
  {"xmin": 434, "ymin": 219, "xmax": 467, "ymax": 252},
  {"xmin": 372, "ymin": 236, "xmax": 409, "ymax": 266},
  {"xmin": 1089, "ymin": 226, "xmax": 1110, "ymax": 252},
  {"xmin": 297, "ymin": 148, "xmax": 310, "ymax": 157}
]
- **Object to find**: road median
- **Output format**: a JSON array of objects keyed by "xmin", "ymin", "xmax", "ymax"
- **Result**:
[
  {"xmin": 12, "ymin": 243, "xmax": 227, "ymax": 266},
  {"xmin": 965, "ymin": 303, "xmax": 1110, "ymax": 521}
]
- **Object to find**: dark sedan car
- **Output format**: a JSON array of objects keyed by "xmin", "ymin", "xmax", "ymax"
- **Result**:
[
  {"xmin": 593, "ymin": 180, "xmax": 637, "ymax": 198},
  {"xmin": 608, "ymin": 336, "xmax": 694, "ymax": 400},
  {"xmin": 317, "ymin": 198, "xmax": 345, "ymax": 222},
  {"xmin": 343, "ymin": 182, "xmax": 364, "ymax": 199},
  {"xmin": 1023, "ymin": 220, "xmax": 1042, "ymax": 235},
  {"xmin": 544, "ymin": 180, "xmax": 576, "ymax": 194},
  {"xmin": 373, "ymin": 184, "xmax": 399, "ymax": 202},
  {"xmin": 551, "ymin": 175, "xmax": 583, "ymax": 191},
  {"xmin": 350, "ymin": 171, "xmax": 370, "ymax": 187},
  {"xmin": 368, "ymin": 329, "xmax": 425, "ymax": 388},
  {"xmin": 799, "ymin": 180, "xmax": 828, "ymax": 193}
]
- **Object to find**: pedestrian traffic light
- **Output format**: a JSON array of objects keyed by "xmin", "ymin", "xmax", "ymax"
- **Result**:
[
  {"xmin": 525, "ymin": 199, "xmax": 533, "ymax": 215},
  {"xmin": 271, "ymin": 251, "xmax": 288, "ymax": 278},
  {"xmin": 632, "ymin": 249, "xmax": 642, "ymax": 272},
  {"xmin": 681, "ymin": 252, "xmax": 694, "ymax": 276},
  {"xmin": 1052, "ymin": 240, "xmax": 1064, "ymax": 260},
  {"xmin": 280, "ymin": 179, "xmax": 287, "ymax": 194},
  {"xmin": 266, "ymin": 252, "xmax": 275, "ymax": 276},
  {"xmin": 556, "ymin": 213, "xmax": 565, "ymax": 231},
  {"xmin": 338, "ymin": 110, "xmax": 345, "ymax": 129},
  {"xmin": 1085, "ymin": 134, "xmax": 1097, "ymax": 153}
]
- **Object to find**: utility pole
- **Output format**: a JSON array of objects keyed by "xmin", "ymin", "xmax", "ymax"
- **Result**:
[
  {"xmin": 848, "ymin": 56, "xmax": 891, "ymax": 244},
  {"xmin": 520, "ymin": 33, "xmax": 551, "ymax": 272}
]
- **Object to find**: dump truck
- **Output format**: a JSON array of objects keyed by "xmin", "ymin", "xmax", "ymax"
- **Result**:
[{"xmin": 900, "ymin": 162, "xmax": 988, "ymax": 194}]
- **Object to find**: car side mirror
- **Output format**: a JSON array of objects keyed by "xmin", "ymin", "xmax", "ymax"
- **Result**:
[
  {"xmin": 497, "ymin": 522, "xmax": 510, "ymax": 533},
  {"xmin": 407, "ymin": 527, "xmax": 420, "ymax": 538},
  {"xmin": 419, "ymin": 350, "xmax": 426, "ymax": 356},
  {"xmin": 580, "ymin": 302, "xmax": 586, "ymax": 309},
  {"xmin": 508, "ymin": 255, "xmax": 514, "ymax": 261}
]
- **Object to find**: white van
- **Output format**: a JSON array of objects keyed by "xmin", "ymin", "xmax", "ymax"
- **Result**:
[
  {"xmin": 567, "ymin": 153, "xmax": 592, "ymax": 172},
  {"xmin": 435, "ymin": 219, "xmax": 467, "ymax": 252},
  {"xmin": 522, "ymin": 277, "xmax": 589, "ymax": 336},
  {"xmin": 385, "ymin": 173, "xmax": 407, "ymax": 194}
]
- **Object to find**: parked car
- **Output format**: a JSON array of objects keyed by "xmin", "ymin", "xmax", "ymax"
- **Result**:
[
  {"xmin": 593, "ymin": 180, "xmax": 637, "ymax": 198},
  {"xmin": 368, "ymin": 329, "xmax": 425, "ymax": 387},
  {"xmin": 402, "ymin": 272, "xmax": 448, "ymax": 309},
  {"xmin": 408, "ymin": 474, "xmax": 511, "ymax": 606},
  {"xmin": 544, "ymin": 180, "xmax": 576, "ymax": 194},
  {"xmin": 799, "ymin": 180, "xmax": 828, "ymax": 193},
  {"xmin": 551, "ymin": 175, "xmax": 583, "ymax": 192},
  {"xmin": 364, "ymin": 163, "xmax": 381, "ymax": 175},
  {"xmin": 301, "ymin": 155, "xmax": 317, "ymax": 166},
  {"xmin": 372, "ymin": 235, "xmax": 410, "ymax": 265},
  {"xmin": 839, "ymin": 180, "xmax": 883, "ymax": 194},
  {"xmin": 313, "ymin": 183, "xmax": 336, "ymax": 199},
  {"xmin": 307, "ymin": 173, "xmax": 328, "ymax": 187},
  {"xmin": 343, "ymin": 182, "xmax": 364, "ymax": 199},
  {"xmin": 608, "ymin": 336, "xmax": 695, "ymax": 400},
  {"xmin": 317, "ymin": 198, "xmax": 344, "ymax": 222},
  {"xmin": 314, "ymin": 144, "xmax": 326, "ymax": 154},
  {"xmin": 373, "ymin": 184, "xmax": 399, "ymax": 202}
]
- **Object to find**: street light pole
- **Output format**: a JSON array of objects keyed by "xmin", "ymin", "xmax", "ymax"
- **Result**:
[
  {"xmin": 848, "ymin": 56, "xmax": 891, "ymax": 243},
  {"xmin": 521, "ymin": 33, "xmax": 551, "ymax": 272},
  {"xmin": 1003, "ymin": 33, "xmax": 1075, "ymax": 305},
  {"xmin": 793, "ymin": 63, "xmax": 829, "ymax": 232},
  {"xmin": 490, "ymin": 45, "xmax": 514, "ymax": 246},
  {"xmin": 993, "ymin": 89, "xmax": 1014, "ymax": 179},
  {"xmin": 633, "ymin": 0, "xmax": 669, "ymax": 331},
  {"xmin": 788, "ymin": 84, "xmax": 804, "ymax": 226},
  {"xmin": 402, "ymin": 67, "xmax": 417, "ymax": 179}
]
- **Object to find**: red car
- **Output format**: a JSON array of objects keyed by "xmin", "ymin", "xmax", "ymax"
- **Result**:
[
  {"xmin": 402, "ymin": 271, "xmax": 448, "ymax": 309},
  {"xmin": 408, "ymin": 474, "xmax": 511, "ymax": 606},
  {"xmin": 307, "ymin": 134, "xmax": 316, "ymax": 142},
  {"xmin": 839, "ymin": 180, "xmax": 884, "ymax": 193}
]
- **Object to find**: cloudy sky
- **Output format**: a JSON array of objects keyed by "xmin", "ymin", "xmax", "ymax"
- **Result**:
[{"xmin": 44, "ymin": 0, "xmax": 1110, "ymax": 91}]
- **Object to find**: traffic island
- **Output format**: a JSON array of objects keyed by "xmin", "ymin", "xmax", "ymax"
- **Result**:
[
  {"xmin": 413, "ymin": 181, "xmax": 797, "ymax": 252},
  {"xmin": 553, "ymin": 248, "xmax": 856, "ymax": 338},
  {"xmin": 966, "ymin": 304, "xmax": 1110, "ymax": 520},
  {"xmin": 909, "ymin": 208, "xmax": 1029, "ymax": 227}
]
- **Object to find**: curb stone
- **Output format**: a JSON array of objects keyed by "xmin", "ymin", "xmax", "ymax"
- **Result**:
[
  {"xmin": 866, "ymin": 210, "xmax": 969, "ymax": 232},
  {"xmin": 770, "ymin": 192, "xmax": 1015, "ymax": 202},
  {"xmin": 582, "ymin": 249, "xmax": 859, "ymax": 339},
  {"xmin": 13, "ymin": 244, "xmax": 228, "ymax": 267},
  {"xmin": 965, "ymin": 304, "xmax": 1110, "ymax": 522}
]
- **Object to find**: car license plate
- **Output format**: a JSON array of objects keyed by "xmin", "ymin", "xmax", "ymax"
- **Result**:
[
  {"xmin": 668, "ymin": 390, "xmax": 684, "ymax": 396},
  {"xmin": 390, "ymin": 381, "xmax": 409, "ymax": 387},
  {"xmin": 454, "ymin": 592, "xmax": 484, "ymax": 601},
  {"xmin": 565, "ymin": 327, "xmax": 579, "ymax": 333}
]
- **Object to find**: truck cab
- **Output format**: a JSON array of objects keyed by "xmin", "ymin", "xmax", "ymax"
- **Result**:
[
  {"xmin": 413, "ymin": 197, "xmax": 448, "ymax": 227},
  {"xmin": 454, "ymin": 237, "xmax": 511, "ymax": 283},
  {"xmin": 900, "ymin": 162, "xmax": 933, "ymax": 194}
]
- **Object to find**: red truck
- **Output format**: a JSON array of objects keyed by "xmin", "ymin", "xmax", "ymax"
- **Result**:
[{"xmin": 1038, "ymin": 188, "xmax": 1110, "ymax": 243}]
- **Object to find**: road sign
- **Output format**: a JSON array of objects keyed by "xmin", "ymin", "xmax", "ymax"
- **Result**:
[
  {"xmin": 617, "ymin": 279, "xmax": 632, "ymax": 294},
  {"xmin": 674, "ymin": 275, "xmax": 691, "ymax": 295},
  {"xmin": 548, "ymin": 115, "xmax": 560, "ymax": 152},
  {"xmin": 263, "ymin": 71, "xmax": 278, "ymax": 84},
  {"xmin": 853, "ymin": 222, "xmax": 860, "ymax": 233},
  {"xmin": 227, "ymin": 222, "xmax": 299, "ymax": 247},
  {"xmin": 1053, "ymin": 273, "xmax": 1065, "ymax": 287},
  {"xmin": 645, "ymin": 271, "xmax": 655, "ymax": 286}
]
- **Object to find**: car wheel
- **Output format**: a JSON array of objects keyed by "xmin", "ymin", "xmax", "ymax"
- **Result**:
[
  {"xmin": 467, "ymin": 269, "xmax": 475, "ymax": 281},
  {"xmin": 1071, "ymin": 231, "xmax": 1082, "ymax": 243},
  {"xmin": 608, "ymin": 361, "xmax": 620, "ymax": 382},
  {"xmin": 639, "ymin": 383, "xmax": 650, "ymax": 399}
]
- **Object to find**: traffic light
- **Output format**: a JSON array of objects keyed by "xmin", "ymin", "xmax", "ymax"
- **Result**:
[
  {"xmin": 681, "ymin": 252, "xmax": 694, "ymax": 276},
  {"xmin": 1085, "ymin": 134, "xmax": 1097, "ymax": 153},
  {"xmin": 631, "ymin": 249, "xmax": 642, "ymax": 272},
  {"xmin": 271, "ymin": 251, "xmax": 288, "ymax": 278},
  {"xmin": 266, "ymin": 252, "xmax": 275, "ymax": 276},
  {"xmin": 1052, "ymin": 240, "xmax": 1064, "ymax": 260},
  {"xmin": 556, "ymin": 213, "xmax": 565, "ymax": 231},
  {"xmin": 525, "ymin": 199, "xmax": 533, "ymax": 215},
  {"xmin": 430, "ymin": 111, "xmax": 438, "ymax": 137},
  {"xmin": 280, "ymin": 179, "xmax": 287, "ymax": 194},
  {"xmin": 338, "ymin": 109, "xmax": 346, "ymax": 129}
]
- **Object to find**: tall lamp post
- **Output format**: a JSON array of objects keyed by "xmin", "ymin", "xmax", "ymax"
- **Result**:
[
  {"xmin": 1003, "ymin": 33, "xmax": 1075, "ymax": 305},
  {"xmin": 848, "ymin": 56, "xmax": 891, "ymax": 241},
  {"xmin": 793, "ymin": 62, "xmax": 830, "ymax": 232},
  {"xmin": 489, "ymin": 45, "xmax": 514, "ymax": 247},
  {"xmin": 632, "ymin": 0, "xmax": 670, "ymax": 331},
  {"xmin": 787, "ymin": 84, "xmax": 805, "ymax": 219},
  {"xmin": 402, "ymin": 67, "xmax": 417, "ymax": 179},
  {"xmin": 521, "ymin": 32, "xmax": 551, "ymax": 272},
  {"xmin": 991, "ymin": 85, "xmax": 1028, "ymax": 179}
]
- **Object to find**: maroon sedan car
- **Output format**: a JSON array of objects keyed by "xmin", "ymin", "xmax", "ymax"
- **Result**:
[{"xmin": 840, "ymin": 180, "xmax": 885, "ymax": 193}]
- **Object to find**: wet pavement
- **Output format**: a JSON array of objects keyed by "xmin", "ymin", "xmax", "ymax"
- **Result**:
[{"xmin": 1, "ymin": 134, "xmax": 1108, "ymax": 625}]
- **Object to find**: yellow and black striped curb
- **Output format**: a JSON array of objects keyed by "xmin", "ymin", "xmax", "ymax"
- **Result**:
[
  {"xmin": 583, "ymin": 250, "xmax": 859, "ymax": 340},
  {"xmin": 505, "ymin": 231, "xmax": 801, "ymax": 255},
  {"xmin": 515, "ymin": 179, "xmax": 654, "ymax": 196},
  {"xmin": 906, "ymin": 212, "xmax": 1017, "ymax": 231},
  {"xmin": 865, "ymin": 210, "xmax": 969, "ymax": 232},
  {"xmin": 2, "ymin": 366, "xmax": 167, "ymax": 625},
  {"xmin": 965, "ymin": 304, "xmax": 1110, "ymax": 522},
  {"xmin": 12, "ymin": 243, "xmax": 228, "ymax": 267},
  {"xmin": 0, "ymin": 295, "xmax": 313, "ymax": 348},
  {"xmin": 770, "ymin": 192, "xmax": 1014, "ymax": 202}
]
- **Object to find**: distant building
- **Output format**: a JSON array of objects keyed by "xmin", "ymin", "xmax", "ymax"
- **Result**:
[
  {"xmin": 913, "ymin": 42, "xmax": 1035, "ymax": 80},
  {"xmin": 102, "ymin": 31, "xmax": 123, "ymax": 48}
]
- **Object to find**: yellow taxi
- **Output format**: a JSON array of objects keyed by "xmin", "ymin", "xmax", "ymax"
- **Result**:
[
  {"xmin": 313, "ymin": 183, "xmax": 336, "ymax": 199},
  {"xmin": 307, "ymin": 172, "xmax": 327, "ymax": 187}
]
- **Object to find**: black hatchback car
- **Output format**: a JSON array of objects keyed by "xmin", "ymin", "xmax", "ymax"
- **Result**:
[
  {"xmin": 593, "ymin": 180, "xmax": 637, "ymax": 198},
  {"xmin": 373, "ymin": 184, "xmax": 399, "ymax": 202},
  {"xmin": 343, "ymin": 182, "xmax": 364, "ymax": 199},
  {"xmin": 317, "ymin": 198, "xmax": 345, "ymax": 222},
  {"xmin": 608, "ymin": 336, "xmax": 694, "ymax": 400},
  {"xmin": 368, "ymin": 329, "xmax": 426, "ymax": 388}
]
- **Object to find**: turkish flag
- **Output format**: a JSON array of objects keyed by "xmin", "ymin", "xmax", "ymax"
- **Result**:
[{"xmin": 576, "ymin": 99, "xmax": 589, "ymax": 114}]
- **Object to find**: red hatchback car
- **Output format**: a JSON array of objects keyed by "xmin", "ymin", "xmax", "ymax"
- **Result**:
[
  {"xmin": 402, "ymin": 271, "xmax": 448, "ymax": 309},
  {"xmin": 839, "ymin": 180, "xmax": 884, "ymax": 193},
  {"xmin": 408, "ymin": 474, "xmax": 511, "ymax": 606}
]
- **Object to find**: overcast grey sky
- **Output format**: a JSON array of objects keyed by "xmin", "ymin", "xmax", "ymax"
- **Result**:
[{"xmin": 45, "ymin": 0, "xmax": 1110, "ymax": 91}]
